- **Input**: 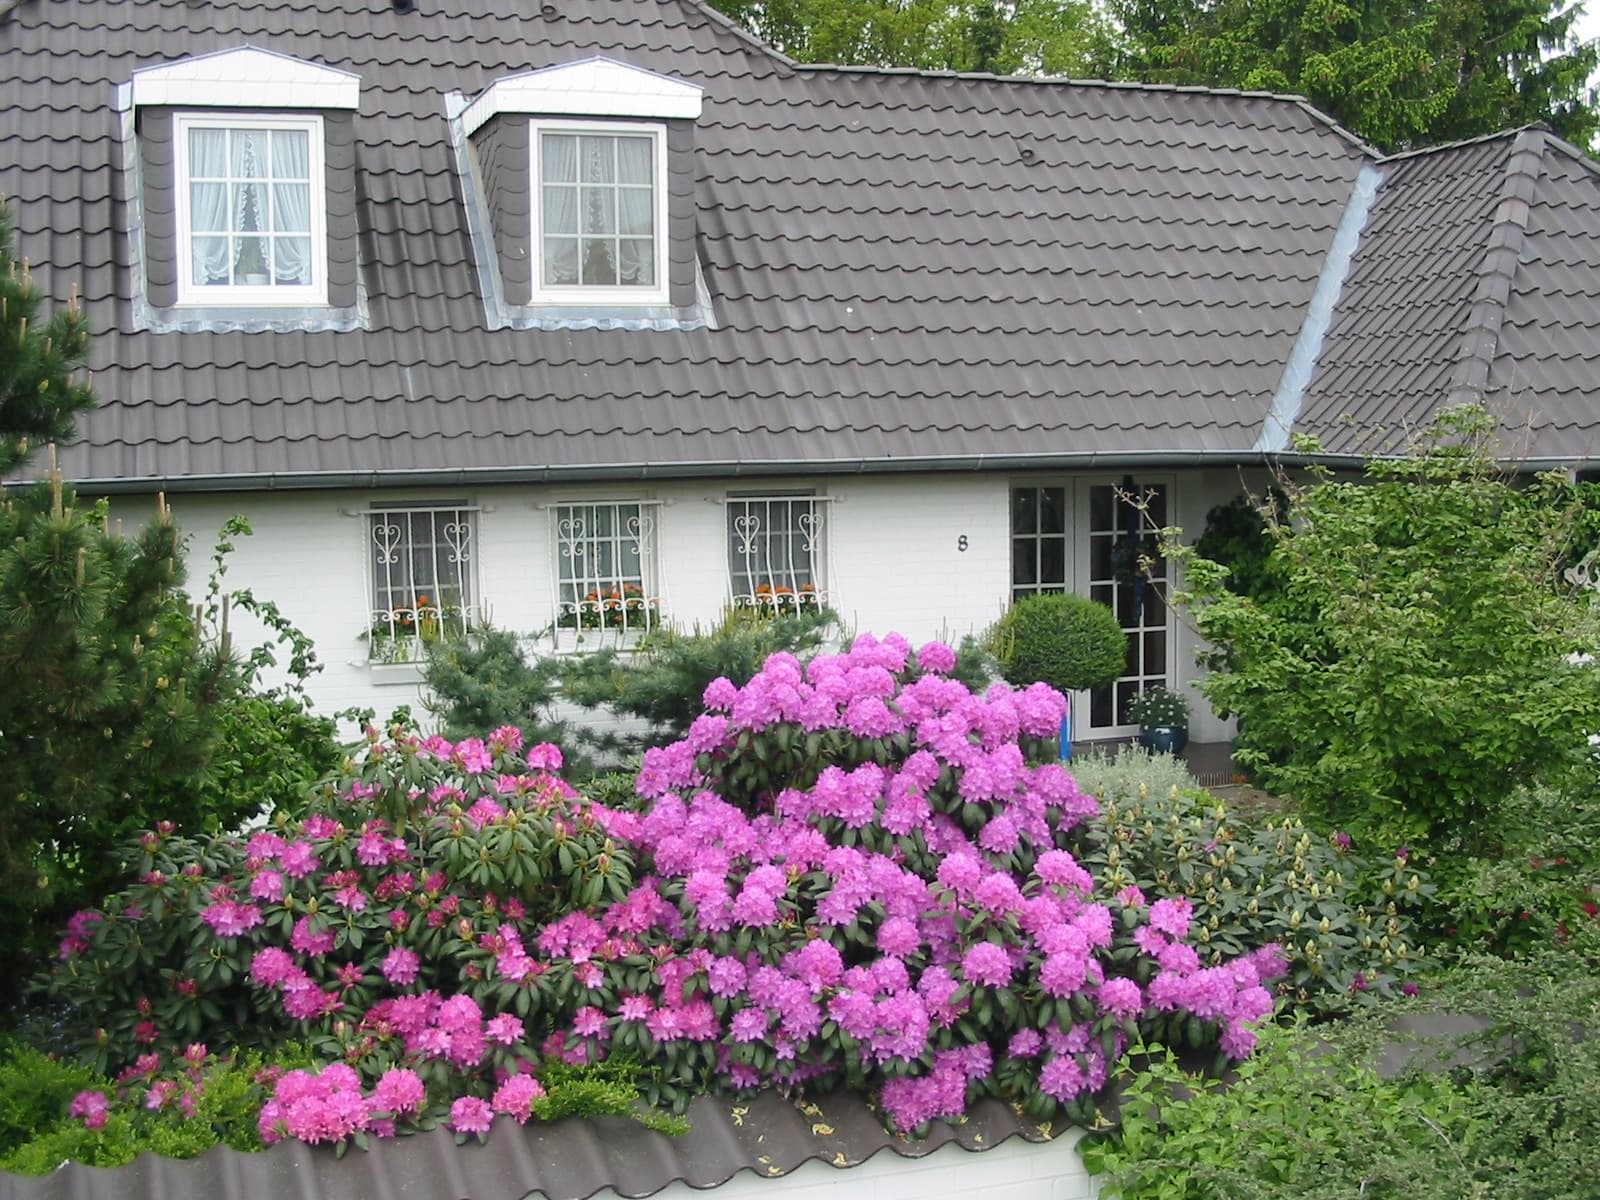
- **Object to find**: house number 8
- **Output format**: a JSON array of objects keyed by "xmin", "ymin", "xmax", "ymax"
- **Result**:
[{"xmin": 957, "ymin": 535, "xmax": 969, "ymax": 552}]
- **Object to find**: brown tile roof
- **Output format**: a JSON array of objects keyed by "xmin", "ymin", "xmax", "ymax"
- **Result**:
[{"xmin": 2, "ymin": 0, "xmax": 1598, "ymax": 487}]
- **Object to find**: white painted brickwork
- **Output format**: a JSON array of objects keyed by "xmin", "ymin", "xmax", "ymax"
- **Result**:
[
  {"xmin": 115, "ymin": 468, "xmax": 1252, "ymax": 743},
  {"xmin": 588, "ymin": 1130, "xmax": 1099, "ymax": 1200}
]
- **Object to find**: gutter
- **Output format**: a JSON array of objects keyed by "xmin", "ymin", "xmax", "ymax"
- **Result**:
[{"xmin": 64, "ymin": 446, "xmax": 1413, "ymax": 496}]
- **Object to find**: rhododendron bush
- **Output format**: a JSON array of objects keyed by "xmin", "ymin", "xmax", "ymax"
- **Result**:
[{"xmin": 43, "ymin": 633, "xmax": 1281, "ymax": 1143}]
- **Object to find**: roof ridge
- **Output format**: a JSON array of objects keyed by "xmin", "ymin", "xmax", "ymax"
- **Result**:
[
  {"xmin": 790, "ymin": 64, "xmax": 1378, "ymax": 156},
  {"xmin": 1378, "ymin": 123, "xmax": 1544, "ymax": 164},
  {"xmin": 1445, "ymin": 126, "xmax": 1547, "ymax": 409},
  {"xmin": 678, "ymin": 0, "xmax": 799, "ymax": 69}
]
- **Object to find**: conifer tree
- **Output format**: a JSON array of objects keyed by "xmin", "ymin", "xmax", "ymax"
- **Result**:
[{"xmin": 0, "ymin": 202, "xmax": 240, "ymax": 999}]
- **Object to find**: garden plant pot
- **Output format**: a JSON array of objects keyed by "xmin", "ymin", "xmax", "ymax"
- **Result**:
[{"xmin": 1139, "ymin": 724, "xmax": 1188, "ymax": 754}]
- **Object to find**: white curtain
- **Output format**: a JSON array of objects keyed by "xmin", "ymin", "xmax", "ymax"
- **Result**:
[
  {"xmin": 188, "ymin": 128, "xmax": 232, "ymax": 285},
  {"xmin": 271, "ymin": 130, "xmax": 312, "ymax": 286},
  {"xmin": 541, "ymin": 135, "xmax": 579, "ymax": 286}
]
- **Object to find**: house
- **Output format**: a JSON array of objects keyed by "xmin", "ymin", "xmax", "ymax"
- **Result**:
[{"xmin": 4, "ymin": 0, "xmax": 1600, "ymax": 746}]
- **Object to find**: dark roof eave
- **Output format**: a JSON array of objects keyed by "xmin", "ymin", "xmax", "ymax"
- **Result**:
[{"xmin": 62, "ymin": 448, "xmax": 1373, "ymax": 495}]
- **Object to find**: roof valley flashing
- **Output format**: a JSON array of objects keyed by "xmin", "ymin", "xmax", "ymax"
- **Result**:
[{"xmin": 1254, "ymin": 161, "xmax": 1384, "ymax": 454}]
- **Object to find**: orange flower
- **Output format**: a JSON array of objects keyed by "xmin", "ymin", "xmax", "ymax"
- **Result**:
[{"xmin": 416, "ymin": 594, "xmax": 431, "ymax": 608}]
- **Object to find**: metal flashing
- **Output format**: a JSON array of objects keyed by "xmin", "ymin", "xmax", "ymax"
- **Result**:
[{"xmin": 1255, "ymin": 162, "xmax": 1383, "ymax": 453}]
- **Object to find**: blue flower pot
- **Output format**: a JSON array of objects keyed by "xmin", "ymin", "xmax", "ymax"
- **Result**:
[{"xmin": 1138, "ymin": 725, "xmax": 1188, "ymax": 755}]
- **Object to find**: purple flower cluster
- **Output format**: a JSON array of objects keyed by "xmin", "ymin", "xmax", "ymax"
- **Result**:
[{"xmin": 55, "ymin": 632, "xmax": 1286, "ymax": 1145}]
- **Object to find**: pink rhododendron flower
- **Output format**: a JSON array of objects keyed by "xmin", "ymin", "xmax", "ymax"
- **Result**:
[
  {"xmin": 201, "ymin": 901, "xmax": 263, "ymax": 938},
  {"xmin": 369, "ymin": 1068, "xmax": 426, "ymax": 1115},
  {"xmin": 492, "ymin": 1073, "xmax": 545, "ymax": 1123},
  {"xmin": 70, "ymin": 1090, "xmax": 109, "ymax": 1130},
  {"xmin": 1149, "ymin": 896, "xmax": 1193, "ymax": 940},
  {"xmin": 381, "ymin": 946, "xmax": 421, "ymax": 987},
  {"xmin": 449, "ymin": 1096, "xmax": 494, "ymax": 1134}
]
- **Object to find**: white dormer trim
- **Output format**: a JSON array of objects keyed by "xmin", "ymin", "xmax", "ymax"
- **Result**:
[
  {"xmin": 130, "ymin": 46, "xmax": 361, "ymax": 111},
  {"xmin": 461, "ymin": 57, "xmax": 702, "ymax": 137}
]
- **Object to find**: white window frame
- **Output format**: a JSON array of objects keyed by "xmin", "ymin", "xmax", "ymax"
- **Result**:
[
  {"xmin": 173, "ymin": 112, "xmax": 329, "ymax": 308},
  {"xmin": 365, "ymin": 503, "xmax": 481, "ymax": 665},
  {"xmin": 725, "ymin": 493, "xmax": 832, "ymax": 613},
  {"xmin": 549, "ymin": 499, "xmax": 665, "ymax": 650},
  {"xmin": 529, "ymin": 118, "xmax": 670, "ymax": 306}
]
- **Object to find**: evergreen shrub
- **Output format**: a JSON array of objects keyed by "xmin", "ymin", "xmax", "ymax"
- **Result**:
[{"xmin": 987, "ymin": 593, "xmax": 1126, "ymax": 695}]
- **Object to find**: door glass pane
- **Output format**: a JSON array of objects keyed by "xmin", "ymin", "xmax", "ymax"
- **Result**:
[
  {"xmin": 1039, "ymin": 538, "xmax": 1066, "ymax": 589},
  {"xmin": 1011, "ymin": 488, "xmax": 1037, "ymax": 535},
  {"xmin": 1040, "ymin": 487, "xmax": 1066, "ymax": 534}
]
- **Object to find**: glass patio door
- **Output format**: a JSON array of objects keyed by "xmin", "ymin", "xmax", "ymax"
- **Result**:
[
  {"xmin": 1079, "ymin": 478, "xmax": 1170, "ymax": 734},
  {"xmin": 1009, "ymin": 478, "xmax": 1175, "ymax": 738}
]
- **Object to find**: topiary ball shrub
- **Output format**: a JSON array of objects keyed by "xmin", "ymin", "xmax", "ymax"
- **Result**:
[{"xmin": 988, "ymin": 593, "xmax": 1127, "ymax": 694}]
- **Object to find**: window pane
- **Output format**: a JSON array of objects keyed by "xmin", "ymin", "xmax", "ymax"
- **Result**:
[
  {"xmin": 580, "ymin": 136, "xmax": 615, "ymax": 184},
  {"xmin": 1039, "ymin": 537, "xmax": 1065, "ymax": 588},
  {"xmin": 581, "ymin": 187, "xmax": 615, "ymax": 235},
  {"xmin": 544, "ymin": 185, "xmax": 577, "ymax": 235},
  {"xmin": 1040, "ymin": 487, "xmax": 1066, "ymax": 534},
  {"xmin": 274, "ymin": 238, "xmax": 311, "ymax": 286},
  {"xmin": 543, "ymin": 237, "xmax": 579, "ymax": 286},
  {"xmin": 270, "ymin": 129, "xmax": 310, "ymax": 179},
  {"xmin": 542, "ymin": 134, "xmax": 578, "ymax": 183},
  {"xmin": 234, "ymin": 236, "xmax": 270, "ymax": 284},
  {"xmin": 189, "ymin": 128, "xmax": 228, "ymax": 176},
  {"xmin": 1011, "ymin": 487, "xmax": 1037, "ymax": 535},
  {"xmin": 1012, "ymin": 540, "xmax": 1036, "ymax": 587},
  {"xmin": 273, "ymin": 183, "xmax": 311, "ymax": 233},
  {"xmin": 235, "ymin": 182, "xmax": 269, "ymax": 233},
  {"xmin": 616, "ymin": 137, "xmax": 652, "ymax": 184},
  {"xmin": 190, "ymin": 183, "xmax": 228, "ymax": 231},
  {"xmin": 192, "ymin": 237, "xmax": 230, "ymax": 285},
  {"xmin": 618, "ymin": 239, "xmax": 654, "ymax": 286},
  {"xmin": 231, "ymin": 129, "xmax": 268, "ymax": 178},
  {"xmin": 580, "ymin": 239, "xmax": 617, "ymax": 285},
  {"xmin": 618, "ymin": 188, "xmax": 652, "ymax": 237}
]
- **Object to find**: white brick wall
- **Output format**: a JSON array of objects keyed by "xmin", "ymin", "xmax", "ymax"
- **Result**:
[
  {"xmin": 109, "ymin": 467, "xmax": 1262, "ymax": 744},
  {"xmin": 587, "ymin": 1130, "xmax": 1099, "ymax": 1200}
]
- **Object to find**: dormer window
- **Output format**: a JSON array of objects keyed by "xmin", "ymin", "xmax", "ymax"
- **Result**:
[
  {"xmin": 175, "ymin": 114, "xmax": 327, "ymax": 306},
  {"xmin": 119, "ymin": 46, "xmax": 363, "ymax": 330},
  {"xmin": 534, "ymin": 122, "xmax": 667, "ymax": 302},
  {"xmin": 450, "ymin": 57, "xmax": 712, "ymax": 329}
]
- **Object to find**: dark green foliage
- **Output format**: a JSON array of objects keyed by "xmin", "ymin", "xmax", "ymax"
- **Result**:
[
  {"xmin": 0, "ymin": 467, "xmax": 234, "ymax": 989},
  {"xmin": 422, "ymin": 624, "xmax": 593, "ymax": 770},
  {"xmin": 987, "ymin": 592, "xmax": 1126, "ymax": 694},
  {"xmin": 706, "ymin": 0, "xmax": 1118, "ymax": 75},
  {"xmin": 1109, "ymin": 0, "xmax": 1600, "ymax": 154},
  {"xmin": 0, "ymin": 203, "xmax": 339, "ymax": 1005},
  {"xmin": 1426, "ymin": 776, "xmax": 1600, "ymax": 957},
  {"xmin": 1192, "ymin": 490, "xmax": 1284, "ymax": 603},
  {"xmin": 0, "ymin": 204, "xmax": 97, "ymax": 475},
  {"xmin": 561, "ymin": 606, "xmax": 841, "ymax": 750},
  {"xmin": 1080, "ymin": 939, "xmax": 1600, "ymax": 1198},
  {"xmin": 1175, "ymin": 407, "xmax": 1600, "ymax": 851},
  {"xmin": 1070, "ymin": 751, "xmax": 1429, "ymax": 1013}
]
